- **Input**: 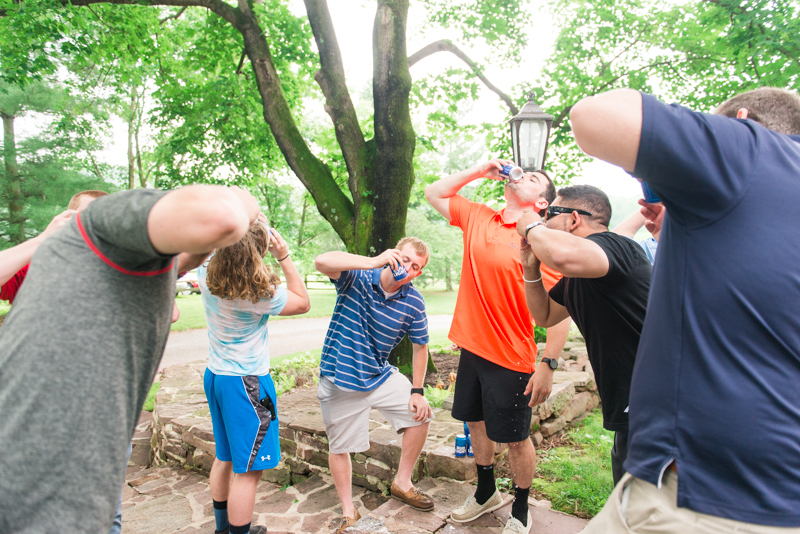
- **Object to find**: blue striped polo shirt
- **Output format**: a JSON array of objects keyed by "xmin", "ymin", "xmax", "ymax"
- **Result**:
[{"xmin": 320, "ymin": 268, "xmax": 429, "ymax": 391}]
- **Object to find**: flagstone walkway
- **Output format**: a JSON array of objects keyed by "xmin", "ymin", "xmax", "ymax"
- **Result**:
[{"xmin": 120, "ymin": 465, "xmax": 587, "ymax": 534}]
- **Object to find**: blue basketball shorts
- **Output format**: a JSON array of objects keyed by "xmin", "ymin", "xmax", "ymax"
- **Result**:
[{"xmin": 203, "ymin": 369, "xmax": 281, "ymax": 473}]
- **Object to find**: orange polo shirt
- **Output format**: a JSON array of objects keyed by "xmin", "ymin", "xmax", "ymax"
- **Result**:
[{"xmin": 449, "ymin": 195, "xmax": 562, "ymax": 373}]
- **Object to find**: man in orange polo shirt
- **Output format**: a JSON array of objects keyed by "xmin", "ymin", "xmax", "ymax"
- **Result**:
[{"xmin": 425, "ymin": 159, "xmax": 571, "ymax": 534}]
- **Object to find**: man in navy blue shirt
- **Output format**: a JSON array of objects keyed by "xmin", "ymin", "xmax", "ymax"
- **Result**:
[
  {"xmin": 315, "ymin": 238, "xmax": 434, "ymax": 533},
  {"xmin": 571, "ymin": 87, "xmax": 800, "ymax": 532}
]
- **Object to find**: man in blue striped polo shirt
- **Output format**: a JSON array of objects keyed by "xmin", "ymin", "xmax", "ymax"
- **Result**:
[{"xmin": 315, "ymin": 237, "xmax": 434, "ymax": 533}]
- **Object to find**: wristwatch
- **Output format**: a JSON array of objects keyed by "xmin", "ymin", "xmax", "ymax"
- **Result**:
[
  {"xmin": 411, "ymin": 388, "xmax": 425, "ymax": 396},
  {"xmin": 525, "ymin": 221, "xmax": 546, "ymax": 239},
  {"xmin": 541, "ymin": 357, "xmax": 559, "ymax": 370}
]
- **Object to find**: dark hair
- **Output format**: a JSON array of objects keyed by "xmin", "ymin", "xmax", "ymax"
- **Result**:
[
  {"xmin": 715, "ymin": 88, "xmax": 800, "ymax": 135},
  {"xmin": 556, "ymin": 185, "xmax": 612, "ymax": 227},
  {"xmin": 535, "ymin": 170, "xmax": 556, "ymax": 217}
]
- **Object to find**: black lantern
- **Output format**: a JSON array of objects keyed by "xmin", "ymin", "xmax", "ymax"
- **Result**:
[{"xmin": 509, "ymin": 91, "xmax": 553, "ymax": 172}]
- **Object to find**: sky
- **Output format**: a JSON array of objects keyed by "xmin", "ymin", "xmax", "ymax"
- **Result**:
[{"xmin": 27, "ymin": 0, "xmax": 642, "ymax": 199}]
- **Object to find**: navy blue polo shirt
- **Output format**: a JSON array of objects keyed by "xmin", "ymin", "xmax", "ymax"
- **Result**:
[
  {"xmin": 319, "ymin": 268, "xmax": 428, "ymax": 392},
  {"xmin": 627, "ymin": 93, "xmax": 800, "ymax": 526}
]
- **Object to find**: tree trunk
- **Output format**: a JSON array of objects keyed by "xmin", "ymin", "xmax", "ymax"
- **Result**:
[
  {"xmin": 370, "ymin": 0, "xmax": 415, "ymax": 256},
  {"xmin": 372, "ymin": 0, "xmax": 417, "ymax": 370},
  {"xmin": 445, "ymin": 257, "xmax": 453, "ymax": 291},
  {"xmin": 2, "ymin": 113, "xmax": 26, "ymax": 245},
  {"xmin": 297, "ymin": 195, "xmax": 308, "ymax": 247},
  {"xmin": 126, "ymin": 87, "xmax": 137, "ymax": 190}
]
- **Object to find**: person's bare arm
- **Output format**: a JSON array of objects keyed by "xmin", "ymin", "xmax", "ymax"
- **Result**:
[
  {"xmin": 526, "ymin": 317, "xmax": 571, "ymax": 407},
  {"xmin": 268, "ymin": 228, "xmax": 310, "ymax": 316},
  {"xmin": 0, "ymin": 210, "xmax": 76, "ymax": 285},
  {"xmin": 148, "ymin": 185, "xmax": 260, "ymax": 256},
  {"xmin": 517, "ymin": 212, "xmax": 609, "ymax": 279},
  {"xmin": 176, "ymin": 252, "xmax": 213, "ymax": 274},
  {"xmin": 570, "ymin": 89, "xmax": 643, "ymax": 173},
  {"xmin": 612, "ymin": 210, "xmax": 646, "ymax": 239},
  {"xmin": 519, "ymin": 239, "xmax": 571, "ymax": 327},
  {"xmin": 424, "ymin": 159, "xmax": 508, "ymax": 221},
  {"xmin": 314, "ymin": 249, "xmax": 402, "ymax": 281},
  {"xmin": 409, "ymin": 343, "xmax": 433, "ymax": 422}
]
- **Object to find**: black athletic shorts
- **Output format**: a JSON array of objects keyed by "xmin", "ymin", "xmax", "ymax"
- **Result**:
[{"xmin": 451, "ymin": 348, "xmax": 533, "ymax": 443}]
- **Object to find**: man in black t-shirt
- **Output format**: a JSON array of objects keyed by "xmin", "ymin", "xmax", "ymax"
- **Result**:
[{"xmin": 514, "ymin": 185, "xmax": 651, "ymax": 484}]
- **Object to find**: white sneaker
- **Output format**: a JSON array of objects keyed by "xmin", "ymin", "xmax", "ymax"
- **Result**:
[
  {"xmin": 502, "ymin": 511, "xmax": 533, "ymax": 534},
  {"xmin": 450, "ymin": 489, "xmax": 504, "ymax": 523}
]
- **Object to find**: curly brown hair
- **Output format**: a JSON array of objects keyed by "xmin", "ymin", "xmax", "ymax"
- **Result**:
[{"xmin": 206, "ymin": 222, "xmax": 282, "ymax": 303}]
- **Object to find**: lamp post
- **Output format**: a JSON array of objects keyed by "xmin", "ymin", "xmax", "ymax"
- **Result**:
[{"xmin": 509, "ymin": 91, "xmax": 553, "ymax": 172}]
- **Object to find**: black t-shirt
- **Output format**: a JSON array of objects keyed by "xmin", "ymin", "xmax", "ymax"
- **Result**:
[{"xmin": 549, "ymin": 231, "xmax": 651, "ymax": 431}]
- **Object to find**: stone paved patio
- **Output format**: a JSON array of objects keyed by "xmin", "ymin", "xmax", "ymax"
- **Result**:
[{"xmin": 120, "ymin": 464, "xmax": 587, "ymax": 533}]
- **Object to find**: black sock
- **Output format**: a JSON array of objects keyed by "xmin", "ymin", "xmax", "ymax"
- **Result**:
[
  {"xmin": 213, "ymin": 500, "xmax": 229, "ymax": 533},
  {"xmin": 474, "ymin": 463, "xmax": 496, "ymax": 505},
  {"xmin": 229, "ymin": 523, "xmax": 251, "ymax": 534},
  {"xmin": 512, "ymin": 485, "xmax": 530, "ymax": 526}
]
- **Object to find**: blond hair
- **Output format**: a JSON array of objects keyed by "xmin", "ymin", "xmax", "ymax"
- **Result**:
[
  {"xmin": 206, "ymin": 223, "xmax": 281, "ymax": 303},
  {"xmin": 396, "ymin": 236, "xmax": 430, "ymax": 268},
  {"xmin": 68, "ymin": 190, "xmax": 109, "ymax": 210}
]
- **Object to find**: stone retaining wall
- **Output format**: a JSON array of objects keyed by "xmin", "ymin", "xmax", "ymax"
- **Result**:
[{"xmin": 150, "ymin": 340, "xmax": 599, "ymax": 492}]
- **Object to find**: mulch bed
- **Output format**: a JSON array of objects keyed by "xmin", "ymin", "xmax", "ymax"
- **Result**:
[{"xmin": 424, "ymin": 345, "xmax": 461, "ymax": 388}]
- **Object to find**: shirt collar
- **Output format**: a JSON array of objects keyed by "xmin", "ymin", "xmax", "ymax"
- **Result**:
[
  {"xmin": 370, "ymin": 267, "xmax": 411, "ymax": 299},
  {"xmin": 494, "ymin": 208, "xmax": 517, "ymax": 227}
]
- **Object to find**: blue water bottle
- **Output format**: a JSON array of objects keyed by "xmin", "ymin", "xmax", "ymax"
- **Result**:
[{"xmin": 463, "ymin": 422, "xmax": 473, "ymax": 457}]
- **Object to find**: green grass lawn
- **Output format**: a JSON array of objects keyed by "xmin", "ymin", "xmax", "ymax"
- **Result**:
[
  {"xmin": 172, "ymin": 288, "xmax": 458, "ymax": 332},
  {"xmin": 532, "ymin": 410, "xmax": 615, "ymax": 518}
]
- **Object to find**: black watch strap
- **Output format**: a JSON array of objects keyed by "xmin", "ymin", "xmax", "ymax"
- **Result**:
[
  {"xmin": 542, "ymin": 357, "xmax": 559, "ymax": 370},
  {"xmin": 411, "ymin": 388, "xmax": 425, "ymax": 396}
]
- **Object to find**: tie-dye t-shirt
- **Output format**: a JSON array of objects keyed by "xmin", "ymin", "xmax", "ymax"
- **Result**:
[{"xmin": 198, "ymin": 264, "xmax": 287, "ymax": 376}]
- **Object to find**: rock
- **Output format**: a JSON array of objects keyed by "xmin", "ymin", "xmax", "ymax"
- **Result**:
[
  {"xmin": 540, "ymin": 416, "xmax": 566, "ymax": 437},
  {"xmin": 531, "ymin": 431, "xmax": 544, "ymax": 446},
  {"xmin": 364, "ymin": 428, "xmax": 403, "ymax": 468},
  {"xmin": 536, "ymin": 381, "xmax": 575, "ymax": 420},
  {"xmin": 441, "ymin": 395, "xmax": 455, "ymax": 411},
  {"xmin": 561, "ymin": 392, "xmax": 595, "ymax": 422},
  {"xmin": 425, "ymin": 444, "xmax": 477, "ymax": 481}
]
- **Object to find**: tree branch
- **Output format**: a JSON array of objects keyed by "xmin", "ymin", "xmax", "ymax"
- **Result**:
[
  {"xmin": 159, "ymin": 6, "xmax": 187, "ymax": 24},
  {"xmin": 303, "ymin": 0, "xmax": 366, "ymax": 203},
  {"xmin": 408, "ymin": 39, "xmax": 518, "ymax": 115},
  {"xmin": 69, "ymin": 0, "xmax": 237, "ymax": 27}
]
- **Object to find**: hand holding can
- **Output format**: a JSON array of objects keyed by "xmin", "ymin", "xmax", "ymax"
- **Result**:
[{"xmin": 499, "ymin": 164, "xmax": 524, "ymax": 182}]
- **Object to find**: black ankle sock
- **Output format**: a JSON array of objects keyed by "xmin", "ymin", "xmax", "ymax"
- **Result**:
[
  {"xmin": 512, "ymin": 485, "xmax": 530, "ymax": 526},
  {"xmin": 474, "ymin": 463, "xmax": 496, "ymax": 505},
  {"xmin": 229, "ymin": 523, "xmax": 251, "ymax": 534}
]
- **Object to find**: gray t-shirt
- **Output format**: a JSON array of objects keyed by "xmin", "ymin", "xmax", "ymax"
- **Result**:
[{"xmin": 0, "ymin": 189, "xmax": 177, "ymax": 533}]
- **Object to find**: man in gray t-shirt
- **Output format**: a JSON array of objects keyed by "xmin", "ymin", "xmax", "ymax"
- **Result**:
[{"xmin": 0, "ymin": 186, "xmax": 260, "ymax": 533}]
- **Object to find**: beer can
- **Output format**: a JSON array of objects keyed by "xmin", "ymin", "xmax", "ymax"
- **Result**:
[
  {"xmin": 455, "ymin": 434, "xmax": 467, "ymax": 457},
  {"xmin": 391, "ymin": 264, "xmax": 408, "ymax": 281},
  {"xmin": 499, "ymin": 164, "xmax": 524, "ymax": 182},
  {"xmin": 466, "ymin": 435, "xmax": 474, "ymax": 457}
]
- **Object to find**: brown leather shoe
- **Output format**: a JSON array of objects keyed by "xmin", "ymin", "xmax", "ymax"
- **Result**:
[
  {"xmin": 390, "ymin": 481, "xmax": 434, "ymax": 511},
  {"xmin": 334, "ymin": 509, "xmax": 361, "ymax": 534}
]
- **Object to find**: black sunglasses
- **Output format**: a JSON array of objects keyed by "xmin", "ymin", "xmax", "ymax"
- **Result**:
[{"xmin": 545, "ymin": 205, "xmax": 593, "ymax": 220}]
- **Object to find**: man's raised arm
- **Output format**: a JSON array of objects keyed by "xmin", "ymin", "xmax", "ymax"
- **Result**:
[
  {"xmin": 424, "ymin": 159, "xmax": 507, "ymax": 221},
  {"xmin": 516, "ymin": 212, "xmax": 609, "ymax": 279},
  {"xmin": 315, "ymin": 249, "xmax": 402, "ymax": 281},
  {"xmin": 148, "ymin": 185, "xmax": 260, "ymax": 256},
  {"xmin": 570, "ymin": 89, "xmax": 643, "ymax": 173}
]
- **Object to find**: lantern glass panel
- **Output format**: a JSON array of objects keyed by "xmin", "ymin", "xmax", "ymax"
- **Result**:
[{"xmin": 518, "ymin": 120, "xmax": 548, "ymax": 171}]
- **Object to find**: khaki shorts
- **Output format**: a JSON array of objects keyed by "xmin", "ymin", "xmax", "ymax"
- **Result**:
[
  {"xmin": 317, "ymin": 371, "xmax": 431, "ymax": 454},
  {"xmin": 582, "ymin": 471, "xmax": 800, "ymax": 534}
]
